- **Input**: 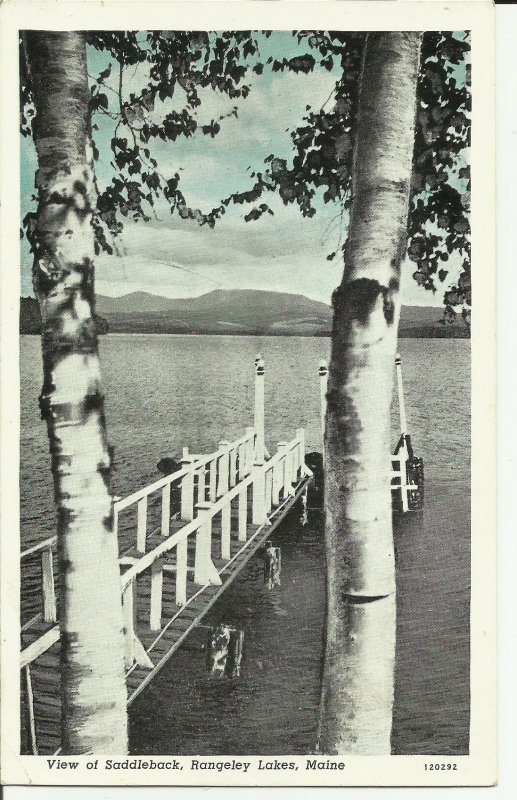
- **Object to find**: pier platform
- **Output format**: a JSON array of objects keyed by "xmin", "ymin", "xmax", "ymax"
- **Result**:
[{"xmin": 20, "ymin": 423, "xmax": 312, "ymax": 756}]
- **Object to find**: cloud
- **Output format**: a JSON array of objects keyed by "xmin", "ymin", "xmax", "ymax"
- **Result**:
[
  {"xmin": 95, "ymin": 196, "xmax": 346, "ymax": 302},
  {"xmin": 96, "ymin": 194, "xmax": 450, "ymax": 308},
  {"xmin": 23, "ymin": 35, "xmax": 450, "ymax": 309}
]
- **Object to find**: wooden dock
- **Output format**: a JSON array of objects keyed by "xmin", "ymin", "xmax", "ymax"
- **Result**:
[
  {"xmin": 20, "ymin": 410, "xmax": 312, "ymax": 755},
  {"xmin": 19, "ymin": 352, "xmax": 422, "ymax": 756}
]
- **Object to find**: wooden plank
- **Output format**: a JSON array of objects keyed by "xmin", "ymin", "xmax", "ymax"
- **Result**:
[
  {"xmin": 21, "ymin": 626, "xmax": 59, "ymax": 668},
  {"xmin": 21, "ymin": 535, "xmax": 57, "ymax": 559},
  {"xmin": 265, "ymin": 468, "xmax": 273, "ymax": 514},
  {"xmin": 22, "ymin": 665, "xmax": 38, "ymax": 754},
  {"xmin": 221, "ymin": 502, "xmax": 231, "ymax": 560},
  {"xmin": 41, "ymin": 547, "xmax": 57, "ymax": 623},
  {"xmin": 122, "ymin": 580, "xmax": 135, "ymax": 668},
  {"xmin": 217, "ymin": 443, "xmax": 230, "ymax": 497},
  {"xmin": 237, "ymin": 443, "xmax": 245, "ymax": 481},
  {"xmin": 209, "ymin": 458, "xmax": 217, "ymax": 502},
  {"xmin": 196, "ymin": 466, "xmax": 206, "ymax": 505},
  {"xmin": 238, "ymin": 487, "xmax": 247, "ymax": 542},
  {"xmin": 149, "ymin": 559, "xmax": 163, "ymax": 632},
  {"xmin": 161, "ymin": 486, "xmax": 170, "ymax": 538},
  {"xmin": 175, "ymin": 537, "xmax": 188, "ymax": 606},
  {"xmin": 180, "ymin": 459, "xmax": 195, "ymax": 521},
  {"xmin": 229, "ymin": 447, "xmax": 238, "ymax": 488},
  {"xmin": 137, "ymin": 497, "xmax": 147, "ymax": 554}
]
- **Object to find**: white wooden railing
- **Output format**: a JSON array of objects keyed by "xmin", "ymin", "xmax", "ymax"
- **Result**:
[
  {"xmin": 20, "ymin": 428, "xmax": 308, "ymax": 670},
  {"xmin": 118, "ymin": 429, "xmax": 306, "ymax": 669},
  {"xmin": 113, "ymin": 427, "xmax": 256, "ymax": 553}
]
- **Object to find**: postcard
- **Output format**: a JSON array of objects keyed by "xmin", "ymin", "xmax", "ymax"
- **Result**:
[{"xmin": 0, "ymin": 0, "xmax": 496, "ymax": 787}]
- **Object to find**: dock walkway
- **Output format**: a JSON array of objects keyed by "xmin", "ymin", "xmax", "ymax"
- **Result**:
[{"xmin": 20, "ymin": 410, "xmax": 312, "ymax": 755}]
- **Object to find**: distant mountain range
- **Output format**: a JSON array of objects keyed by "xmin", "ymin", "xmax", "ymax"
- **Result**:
[
  {"xmin": 20, "ymin": 290, "xmax": 469, "ymax": 338},
  {"xmin": 20, "ymin": 297, "xmax": 110, "ymax": 335}
]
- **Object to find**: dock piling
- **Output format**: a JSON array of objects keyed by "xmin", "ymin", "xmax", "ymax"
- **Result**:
[
  {"xmin": 254, "ymin": 356, "xmax": 265, "ymax": 465},
  {"xmin": 245, "ymin": 426, "xmax": 255, "ymax": 475},
  {"xmin": 319, "ymin": 359, "xmax": 328, "ymax": 439},
  {"xmin": 252, "ymin": 464, "xmax": 266, "ymax": 525},
  {"xmin": 264, "ymin": 541, "xmax": 281, "ymax": 589},
  {"xmin": 206, "ymin": 624, "xmax": 245, "ymax": 678},
  {"xmin": 395, "ymin": 353, "xmax": 407, "ymax": 438},
  {"xmin": 180, "ymin": 451, "xmax": 195, "ymax": 521}
]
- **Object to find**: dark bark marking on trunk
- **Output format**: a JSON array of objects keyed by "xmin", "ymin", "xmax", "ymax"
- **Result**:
[
  {"xmin": 342, "ymin": 593, "xmax": 390, "ymax": 604},
  {"xmin": 41, "ymin": 324, "xmax": 97, "ymax": 360},
  {"xmin": 325, "ymin": 390, "xmax": 362, "ymax": 456},
  {"xmin": 39, "ymin": 390, "xmax": 104, "ymax": 425},
  {"xmin": 37, "ymin": 255, "xmax": 93, "ymax": 295},
  {"xmin": 332, "ymin": 278, "xmax": 399, "ymax": 327}
]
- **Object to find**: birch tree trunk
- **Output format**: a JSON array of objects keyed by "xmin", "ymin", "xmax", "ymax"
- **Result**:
[
  {"xmin": 318, "ymin": 32, "xmax": 422, "ymax": 755},
  {"xmin": 25, "ymin": 31, "xmax": 128, "ymax": 754}
]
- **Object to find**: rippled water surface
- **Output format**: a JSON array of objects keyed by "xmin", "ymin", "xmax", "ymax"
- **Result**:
[{"xmin": 20, "ymin": 334, "xmax": 470, "ymax": 755}]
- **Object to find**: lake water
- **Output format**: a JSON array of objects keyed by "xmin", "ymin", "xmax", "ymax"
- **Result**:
[{"xmin": 20, "ymin": 334, "xmax": 471, "ymax": 755}]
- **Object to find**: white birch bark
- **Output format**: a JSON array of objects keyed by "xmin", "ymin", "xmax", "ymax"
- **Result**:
[
  {"xmin": 318, "ymin": 32, "xmax": 422, "ymax": 755},
  {"xmin": 25, "ymin": 31, "xmax": 128, "ymax": 754}
]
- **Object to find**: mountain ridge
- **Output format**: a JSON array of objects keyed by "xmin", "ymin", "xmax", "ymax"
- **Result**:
[{"xmin": 21, "ymin": 289, "xmax": 469, "ymax": 338}]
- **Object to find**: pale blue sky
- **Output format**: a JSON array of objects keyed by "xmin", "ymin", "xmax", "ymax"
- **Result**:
[{"xmin": 20, "ymin": 31, "xmax": 467, "ymax": 306}]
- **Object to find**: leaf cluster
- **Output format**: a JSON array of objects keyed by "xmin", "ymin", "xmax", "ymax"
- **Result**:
[
  {"xmin": 212, "ymin": 31, "xmax": 472, "ymax": 319},
  {"xmin": 20, "ymin": 30, "xmax": 471, "ymax": 317}
]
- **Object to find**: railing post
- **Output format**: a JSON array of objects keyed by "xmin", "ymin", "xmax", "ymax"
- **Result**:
[
  {"xmin": 319, "ymin": 359, "xmax": 328, "ymax": 439},
  {"xmin": 296, "ymin": 427, "xmax": 305, "ymax": 479},
  {"xmin": 276, "ymin": 442, "xmax": 288, "ymax": 500},
  {"xmin": 284, "ymin": 444, "xmax": 293, "ymax": 494},
  {"xmin": 161, "ymin": 485, "xmax": 170, "ymax": 538},
  {"xmin": 238, "ymin": 485, "xmax": 248, "ymax": 541},
  {"xmin": 41, "ymin": 546, "xmax": 57, "ymax": 623},
  {"xmin": 217, "ymin": 440, "xmax": 230, "ymax": 497},
  {"xmin": 221, "ymin": 502, "xmax": 231, "ymax": 560},
  {"xmin": 252, "ymin": 464, "xmax": 266, "ymax": 525},
  {"xmin": 150, "ymin": 558, "xmax": 163, "ymax": 631},
  {"xmin": 208, "ymin": 456, "xmax": 217, "ymax": 502},
  {"xmin": 254, "ymin": 356, "xmax": 265, "ymax": 465},
  {"xmin": 237, "ymin": 442, "xmax": 245, "ymax": 481},
  {"xmin": 181, "ymin": 448, "xmax": 195, "ymax": 521},
  {"xmin": 265, "ymin": 467, "xmax": 273, "ymax": 515},
  {"xmin": 196, "ymin": 465, "xmax": 206, "ymax": 505},
  {"xmin": 22, "ymin": 664, "xmax": 38, "ymax": 755},
  {"xmin": 194, "ymin": 504, "xmax": 222, "ymax": 586},
  {"xmin": 175, "ymin": 537, "xmax": 188, "ymax": 606},
  {"xmin": 229, "ymin": 446, "xmax": 238, "ymax": 488},
  {"xmin": 136, "ymin": 497, "xmax": 147, "ymax": 554},
  {"xmin": 245, "ymin": 426, "xmax": 255, "ymax": 476},
  {"xmin": 122, "ymin": 578, "xmax": 136, "ymax": 668}
]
